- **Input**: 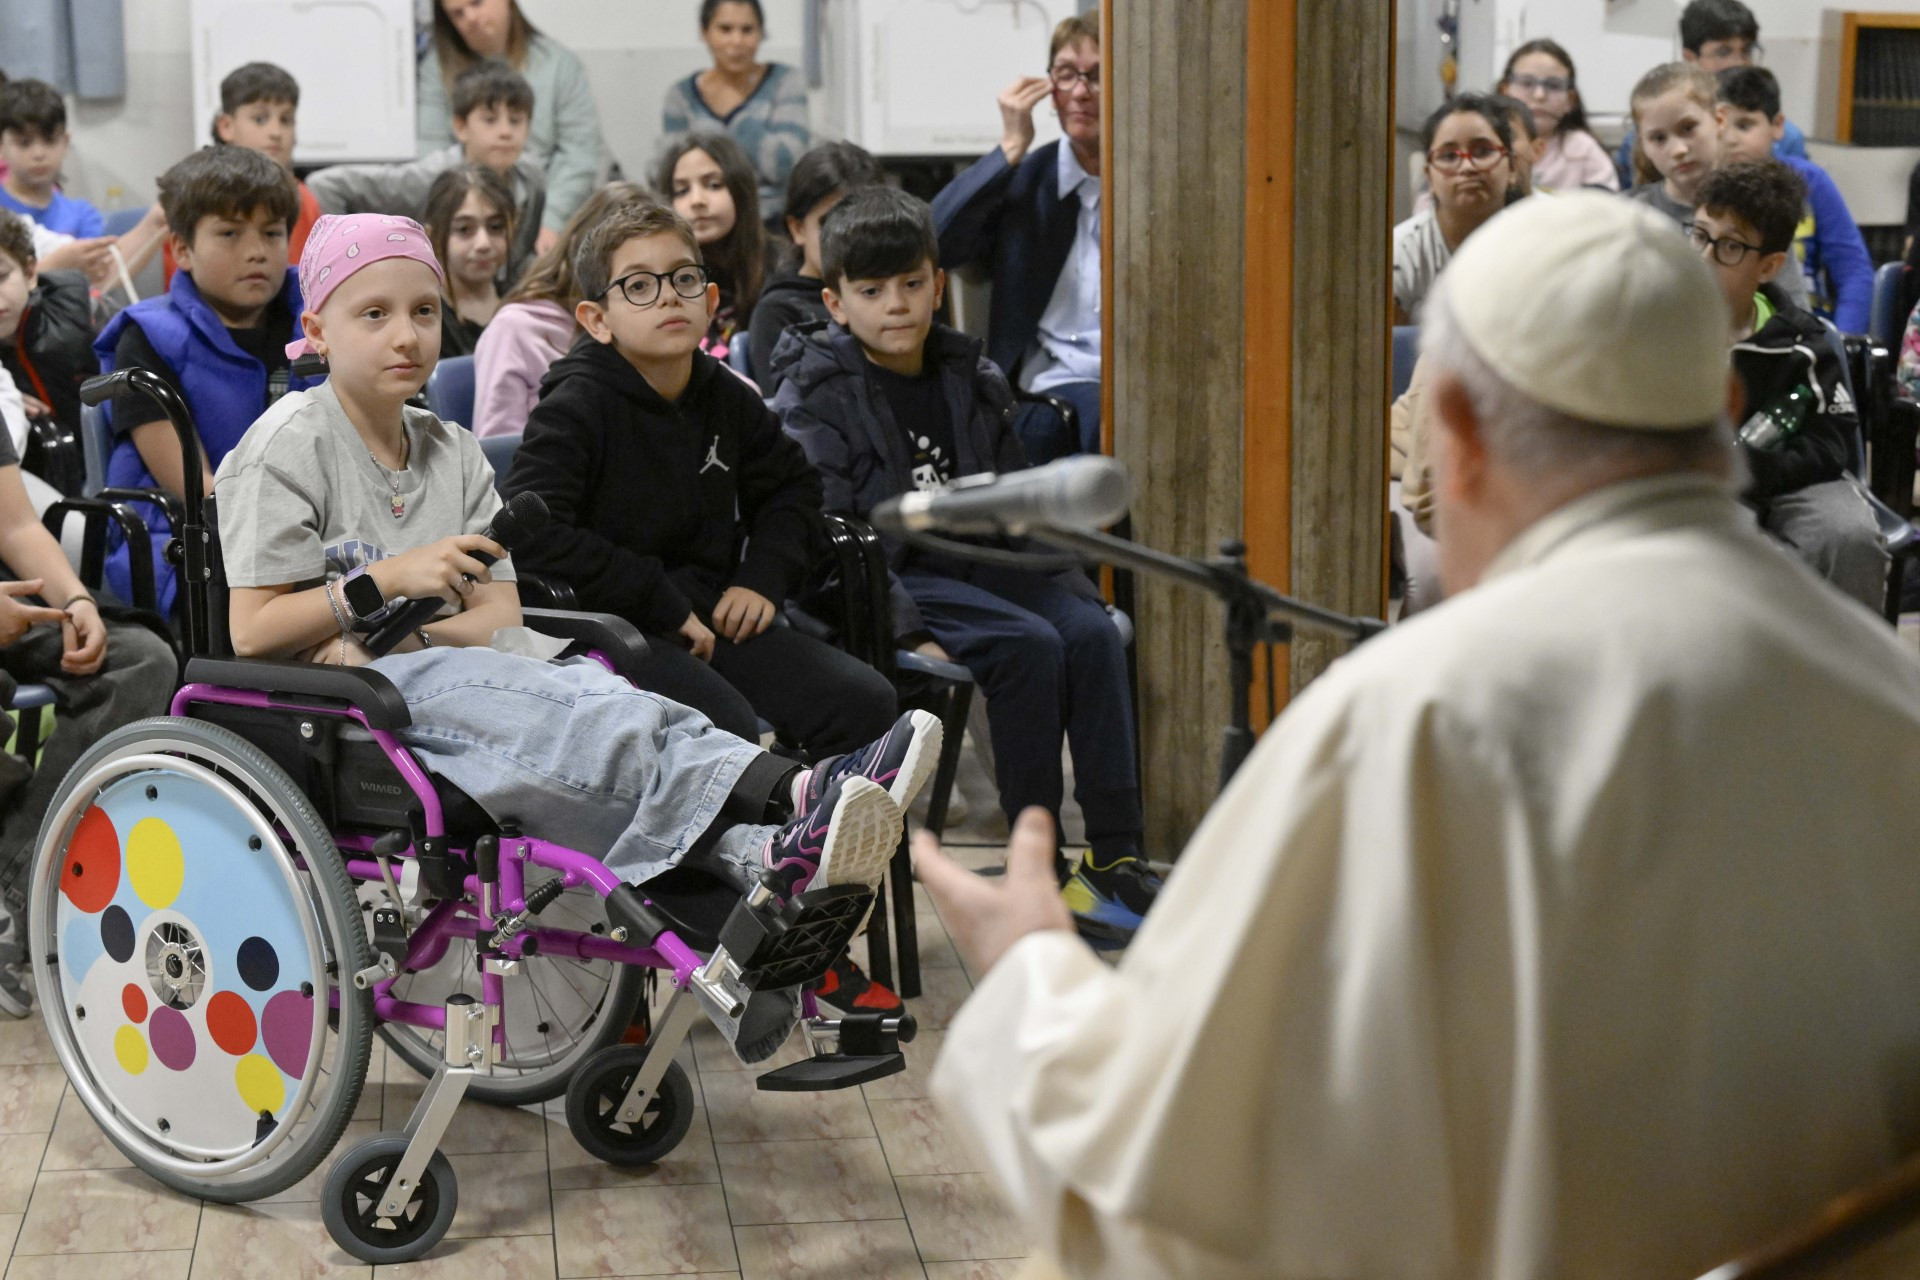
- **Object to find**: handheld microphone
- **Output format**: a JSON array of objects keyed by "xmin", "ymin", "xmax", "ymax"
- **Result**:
[
  {"xmin": 870, "ymin": 455, "xmax": 1131, "ymax": 536},
  {"xmin": 363, "ymin": 492, "xmax": 550, "ymax": 655}
]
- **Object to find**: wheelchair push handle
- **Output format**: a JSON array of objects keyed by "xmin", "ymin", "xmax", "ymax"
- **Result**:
[
  {"xmin": 78, "ymin": 367, "xmax": 214, "ymax": 657},
  {"xmin": 79, "ymin": 369, "xmax": 207, "ymax": 524}
]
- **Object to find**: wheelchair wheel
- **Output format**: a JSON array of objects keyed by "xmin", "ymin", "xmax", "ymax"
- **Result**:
[
  {"xmin": 564, "ymin": 1044, "xmax": 695, "ymax": 1167},
  {"xmin": 378, "ymin": 868, "xmax": 646, "ymax": 1105},
  {"xmin": 29, "ymin": 717, "xmax": 375, "ymax": 1203},
  {"xmin": 322, "ymin": 1131, "xmax": 457, "ymax": 1265}
]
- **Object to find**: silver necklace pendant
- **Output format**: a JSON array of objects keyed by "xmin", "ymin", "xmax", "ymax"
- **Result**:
[{"xmin": 390, "ymin": 492, "xmax": 406, "ymax": 518}]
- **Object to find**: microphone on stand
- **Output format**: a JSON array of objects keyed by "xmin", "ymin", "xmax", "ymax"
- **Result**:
[
  {"xmin": 363, "ymin": 492, "xmax": 550, "ymax": 655},
  {"xmin": 870, "ymin": 455, "xmax": 1131, "ymax": 536}
]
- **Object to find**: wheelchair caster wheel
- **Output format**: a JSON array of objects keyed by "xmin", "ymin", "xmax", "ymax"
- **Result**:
[
  {"xmin": 321, "ymin": 1132, "xmax": 458, "ymax": 1264},
  {"xmin": 564, "ymin": 1044, "xmax": 695, "ymax": 1167}
]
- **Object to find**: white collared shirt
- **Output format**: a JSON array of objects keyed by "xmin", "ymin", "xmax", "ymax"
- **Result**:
[{"xmin": 1020, "ymin": 141, "xmax": 1102, "ymax": 393}]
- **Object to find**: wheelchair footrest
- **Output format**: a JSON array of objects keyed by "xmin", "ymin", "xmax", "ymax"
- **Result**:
[
  {"xmin": 723, "ymin": 884, "xmax": 875, "ymax": 992},
  {"xmin": 755, "ymin": 1053, "xmax": 905, "ymax": 1092}
]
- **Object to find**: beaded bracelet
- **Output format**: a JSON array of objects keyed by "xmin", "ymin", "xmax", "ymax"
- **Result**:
[{"xmin": 324, "ymin": 579, "xmax": 352, "ymax": 665}]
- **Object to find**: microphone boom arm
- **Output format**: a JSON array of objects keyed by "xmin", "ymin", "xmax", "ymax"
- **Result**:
[{"xmin": 1021, "ymin": 521, "xmax": 1387, "ymax": 790}]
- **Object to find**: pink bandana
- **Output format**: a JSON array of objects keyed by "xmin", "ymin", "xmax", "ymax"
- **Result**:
[{"xmin": 286, "ymin": 213, "xmax": 445, "ymax": 359}]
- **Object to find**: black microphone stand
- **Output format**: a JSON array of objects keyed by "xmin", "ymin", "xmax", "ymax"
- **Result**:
[{"xmin": 1019, "ymin": 523, "xmax": 1387, "ymax": 793}]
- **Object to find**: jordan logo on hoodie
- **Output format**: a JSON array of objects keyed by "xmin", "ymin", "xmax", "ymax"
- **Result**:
[{"xmin": 701, "ymin": 436, "xmax": 729, "ymax": 474}]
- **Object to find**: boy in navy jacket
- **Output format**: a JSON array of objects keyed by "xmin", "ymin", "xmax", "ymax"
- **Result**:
[{"xmin": 774, "ymin": 186, "xmax": 1158, "ymax": 943}]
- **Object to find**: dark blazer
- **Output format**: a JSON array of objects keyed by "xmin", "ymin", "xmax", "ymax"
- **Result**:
[{"xmin": 930, "ymin": 141, "xmax": 1079, "ymax": 379}]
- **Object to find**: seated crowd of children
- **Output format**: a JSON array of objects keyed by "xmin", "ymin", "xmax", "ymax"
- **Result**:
[
  {"xmin": 0, "ymin": 12, "xmax": 1161, "ymax": 1029},
  {"xmin": 10, "ymin": 0, "xmax": 1919, "ymax": 1038},
  {"xmin": 1393, "ymin": 0, "xmax": 1898, "ymax": 617}
]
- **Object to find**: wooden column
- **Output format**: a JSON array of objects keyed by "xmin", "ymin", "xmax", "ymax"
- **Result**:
[
  {"xmin": 1110, "ymin": 0, "xmax": 1394, "ymax": 851},
  {"xmin": 1110, "ymin": 0, "xmax": 1249, "ymax": 852},
  {"xmin": 1285, "ymin": 0, "xmax": 1395, "ymax": 689}
]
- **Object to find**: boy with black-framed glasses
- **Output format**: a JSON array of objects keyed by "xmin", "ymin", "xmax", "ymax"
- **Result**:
[
  {"xmin": 503, "ymin": 202, "xmax": 900, "ymax": 799},
  {"xmin": 1693, "ymin": 160, "xmax": 1886, "ymax": 611}
]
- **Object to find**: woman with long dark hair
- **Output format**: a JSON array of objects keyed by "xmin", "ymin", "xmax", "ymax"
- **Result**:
[
  {"xmin": 416, "ymin": 0, "xmax": 609, "ymax": 251},
  {"xmin": 660, "ymin": 0, "xmax": 812, "ymax": 221}
]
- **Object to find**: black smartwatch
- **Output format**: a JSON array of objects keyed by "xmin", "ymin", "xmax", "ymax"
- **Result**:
[{"xmin": 341, "ymin": 567, "xmax": 387, "ymax": 625}]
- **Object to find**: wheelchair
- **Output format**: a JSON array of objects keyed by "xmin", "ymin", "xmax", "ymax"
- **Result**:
[{"xmin": 27, "ymin": 368, "xmax": 913, "ymax": 1264}]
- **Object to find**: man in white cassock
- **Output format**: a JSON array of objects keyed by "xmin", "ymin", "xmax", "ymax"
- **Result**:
[{"xmin": 912, "ymin": 192, "xmax": 1920, "ymax": 1280}]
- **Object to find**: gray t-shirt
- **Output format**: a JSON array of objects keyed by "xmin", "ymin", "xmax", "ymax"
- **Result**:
[
  {"xmin": 214, "ymin": 378, "xmax": 515, "ymax": 596},
  {"xmin": 1391, "ymin": 207, "xmax": 1450, "ymax": 322}
]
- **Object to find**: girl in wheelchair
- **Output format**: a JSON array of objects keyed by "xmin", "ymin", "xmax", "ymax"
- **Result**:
[{"xmin": 215, "ymin": 214, "xmax": 941, "ymax": 1062}]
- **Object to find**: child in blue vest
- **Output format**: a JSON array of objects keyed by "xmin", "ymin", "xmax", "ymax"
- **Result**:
[{"xmin": 93, "ymin": 145, "xmax": 318, "ymax": 614}]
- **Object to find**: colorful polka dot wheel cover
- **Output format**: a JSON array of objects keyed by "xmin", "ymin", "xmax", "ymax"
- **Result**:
[{"xmin": 55, "ymin": 771, "xmax": 325, "ymax": 1159}]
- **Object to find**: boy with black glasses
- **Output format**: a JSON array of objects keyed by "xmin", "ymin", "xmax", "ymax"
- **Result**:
[
  {"xmin": 1693, "ymin": 160, "xmax": 1885, "ymax": 610},
  {"xmin": 504, "ymin": 203, "xmax": 900, "ymax": 780}
]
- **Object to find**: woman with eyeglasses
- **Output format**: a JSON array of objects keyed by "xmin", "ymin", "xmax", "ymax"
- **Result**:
[
  {"xmin": 1394, "ymin": 94, "xmax": 1521, "ymax": 324},
  {"xmin": 661, "ymin": 0, "xmax": 813, "ymax": 223},
  {"xmin": 1498, "ymin": 39, "xmax": 1620, "ymax": 193},
  {"xmin": 931, "ymin": 13, "xmax": 1107, "ymax": 464}
]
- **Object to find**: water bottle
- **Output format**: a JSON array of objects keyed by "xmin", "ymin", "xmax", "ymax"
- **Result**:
[{"xmin": 1738, "ymin": 383, "xmax": 1814, "ymax": 451}]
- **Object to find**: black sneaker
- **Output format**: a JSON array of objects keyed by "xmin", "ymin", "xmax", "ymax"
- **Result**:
[{"xmin": 1059, "ymin": 854, "xmax": 1161, "ymax": 949}]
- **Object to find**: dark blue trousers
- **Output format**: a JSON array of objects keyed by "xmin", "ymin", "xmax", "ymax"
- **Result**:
[{"xmin": 899, "ymin": 562, "xmax": 1141, "ymax": 859}]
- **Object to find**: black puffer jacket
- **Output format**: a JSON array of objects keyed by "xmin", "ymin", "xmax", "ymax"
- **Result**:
[
  {"xmin": 771, "ymin": 319, "xmax": 1040, "ymax": 637},
  {"xmin": 504, "ymin": 336, "xmax": 824, "ymax": 636},
  {"xmin": 747, "ymin": 272, "xmax": 829, "ymax": 396},
  {"xmin": 2, "ymin": 269, "xmax": 95, "ymax": 433}
]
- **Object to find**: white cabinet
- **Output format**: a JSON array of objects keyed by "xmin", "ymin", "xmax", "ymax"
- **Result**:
[
  {"xmin": 189, "ymin": 0, "xmax": 419, "ymax": 164},
  {"xmin": 810, "ymin": 0, "xmax": 1068, "ymax": 157}
]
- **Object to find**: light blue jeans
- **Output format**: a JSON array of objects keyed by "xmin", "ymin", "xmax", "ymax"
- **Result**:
[{"xmin": 369, "ymin": 648, "xmax": 776, "ymax": 886}]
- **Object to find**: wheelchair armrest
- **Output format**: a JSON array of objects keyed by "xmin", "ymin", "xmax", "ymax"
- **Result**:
[
  {"xmin": 99, "ymin": 485, "xmax": 185, "ymax": 531},
  {"xmin": 42, "ymin": 496, "xmax": 155, "ymax": 606},
  {"xmin": 515, "ymin": 572, "xmax": 578, "ymax": 611},
  {"xmin": 521, "ymin": 608, "xmax": 650, "ymax": 673},
  {"xmin": 181, "ymin": 657, "xmax": 412, "ymax": 729}
]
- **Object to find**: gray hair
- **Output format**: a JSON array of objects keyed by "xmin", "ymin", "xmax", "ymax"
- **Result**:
[{"xmin": 1420, "ymin": 290, "xmax": 1741, "ymax": 490}]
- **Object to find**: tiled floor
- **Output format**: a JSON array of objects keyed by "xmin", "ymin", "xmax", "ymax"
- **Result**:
[{"xmin": 0, "ymin": 833, "xmax": 1032, "ymax": 1280}]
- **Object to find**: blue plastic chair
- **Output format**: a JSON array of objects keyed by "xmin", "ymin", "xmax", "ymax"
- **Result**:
[
  {"xmin": 1391, "ymin": 326, "xmax": 1420, "ymax": 400},
  {"xmin": 726, "ymin": 331, "xmax": 752, "ymax": 377},
  {"xmin": 478, "ymin": 431, "xmax": 519, "ymax": 495},
  {"xmin": 426, "ymin": 356, "xmax": 477, "ymax": 429},
  {"xmin": 1871, "ymin": 262, "xmax": 1907, "ymax": 350},
  {"xmin": 99, "ymin": 207, "xmax": 148, "ymax": 238}
]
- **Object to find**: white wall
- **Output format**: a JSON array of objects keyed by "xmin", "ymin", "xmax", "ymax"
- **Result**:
[{"xmin": 57, "ymin": 0, "xmax": 812, "ymax": 212}]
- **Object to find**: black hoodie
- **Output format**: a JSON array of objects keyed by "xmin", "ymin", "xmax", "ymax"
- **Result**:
[
  {"xmin": 1730, "ymin": 282, "xmax": 1854, "ymax": 508},
  {"xmin": 503, "ymin": 336, "xmax": 824, "ymax": 636},
  {"xmin": 747, "ymin": 271, "xmax": 830, "ymax": 395},
  {"xmin": 1, "ymin": 269, "xmax": 95, "ymax": 434}
]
